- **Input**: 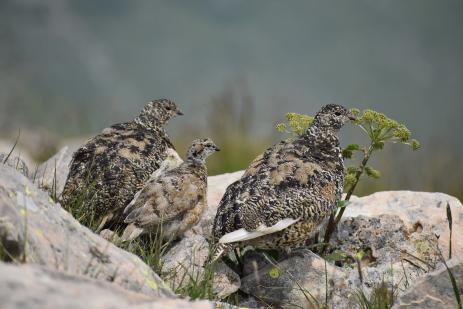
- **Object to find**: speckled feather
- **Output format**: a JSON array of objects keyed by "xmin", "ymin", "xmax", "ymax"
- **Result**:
[
  {"xmin": 122, "ymin": 138, "xmax": 220, "ymax": 240},
  {"xmin": 212, "ymin": 104, "xmax": 354, "ymax": 259},
  {"xmin": 61, "ymin": 99, "xmax": 182, "ymax": 228}
]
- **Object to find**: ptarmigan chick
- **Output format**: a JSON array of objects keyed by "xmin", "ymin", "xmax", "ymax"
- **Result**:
[
  {"xmin": 211, "ymin": 104, "xmax": 355, "ymax": 261},
  {"xmin": 61, "ymin": 99, "xmax": 183, "ymax": 229},
  {"xmin": 121, "ymin": 138, "xmax": 220, "ymax": 241}
]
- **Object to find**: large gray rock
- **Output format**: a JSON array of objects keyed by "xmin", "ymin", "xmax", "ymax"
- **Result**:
[
  {"xmin": 161, "ymin": 233, "xmax": 241, "ymax": 299},
  {"xmin": 332, "ymin": 214, "xmax": 440, "ymax": 298},
  {"xmin": 240, "ymin": 249, "xmax": 348, "ymax": 308},
  {"xmin": 393, "ymin": 258, "xmax": 463, "ymax": 308},
  {"xmin": 0, "ymin": 262, "xmax": 215, "ymax": 309},
  {"xmin": 35, "ymin": 146, "xmax": 73, "ymax": 197},
  {"xmin": 0, "ymin": 152, "xmax": 30, "ymax": 177},
  {"xmin": 0, "ymin": 165, "xmax": 173, "ymax": 298},
  {"xmin": 344, "ymin": 191, "xmax": 463, "ymax": 259},
  {"xmin": 238, "ymin": 191, "xmax": 463, "ymax": 308}
]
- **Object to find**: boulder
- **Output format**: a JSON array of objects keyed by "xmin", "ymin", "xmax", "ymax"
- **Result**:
[
  {"xmin": 393, "ymin": 258, "xmax": 463, "ymax": 308},
  {"xmin": 161, "ymin": 233, "xmax": 241, "ymax": 299},
  {"xmin": 35, "ymin": 146, "xmax": 73, "ymax": 197},
  {"xmin": 0, "ymin": 263, "xmax": 215, "ymax": 309},
  {"xmin": 0, "ymin": 165, "xmax": 173, "ymax": 298},
  {"xmin": 238, "ymin": 191, "xmax": 463, "ymax": 308},
  {"xmin": 344, "ymin": 191, "xmax": 463, "ymax": 259},
  {"xmin": 0, "ymin": 152, "xmax": 30, "ymax": 178},
  {"xmin": 240, "ymin": 249, "xmax": 348, "ymax": 308}
]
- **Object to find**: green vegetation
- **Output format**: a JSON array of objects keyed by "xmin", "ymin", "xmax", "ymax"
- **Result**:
[
  {"xmin": 173, "ymin": 262, "xmax": 216, "ymax": 300},
  {"xmin": 62, "ymin": 181, "xmax": 100, "ymax": 232},
  {"xmin": 355, "ymin": 281, "xmax": 397, "ymax": 309}
]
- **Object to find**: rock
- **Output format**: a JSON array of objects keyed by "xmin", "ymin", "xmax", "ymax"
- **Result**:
[
  {"xmin": 161, "ymin": 233, "xmax": 240, "ymax": 299},
  {"xmin": 161, "ymin": 234, "xmax": 210, "ymax": 290},
  {"xmin": 0, "ymin": 139, "xmax": 35, "ymax": 172},
  {"xmin": 213, "ymin": 261, "xmax": 241, "ymax": 299},
  {"xmin": 0, "ymin": 262, "xmax": 215, "ymax": 309},
  {"xmin": 393, "ymin": 258, "xmax": 463, "ymax": 308},
  {"xmin": 238, "ymin": 191, "xmax": 463, "ymax": 308},
  {"xmin": 0, "ymin": 165, "xmax": 173, "ymax": 298},
  {"xmin": 35, "ymin": 146, "xmax": 72, "ymax": 197},
  {"xmin": 332, "ymin": 214, "xmax": 439, "ymax": 296},
  {"xmin": 344, "ymin": 191, "xmax": 463, "ymax": 260},
  {"xmin": 193, "ymin": 171, "xmax": 244, "ymax": 238},
  {"xmin": 0, "ymin": 152, "xmax": 30, "ymax": 177},
  {"xmin": 240, "ymin": 249, "xmax": 347, "ymax": 308}
]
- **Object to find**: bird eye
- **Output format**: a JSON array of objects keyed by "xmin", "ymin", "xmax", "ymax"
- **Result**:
[
  {"xmin": 335, "ymin": 112, "xmax": 341, "ymax": 116},
  {"xmin": 165, "ymin": 106, "xmax": 172, "ymax": 110}
]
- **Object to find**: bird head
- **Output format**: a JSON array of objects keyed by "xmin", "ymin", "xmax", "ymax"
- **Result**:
[
  {"xmin": 136, "ymin": 98, "xmax": 183, "ymax": 127},
  {"xmin": 187, "ymin": 138, "xmax": 220, "ymax": 164},
  {"xmin": 313, "ymin": 104, "xmax": 356, "ymax": 130}
]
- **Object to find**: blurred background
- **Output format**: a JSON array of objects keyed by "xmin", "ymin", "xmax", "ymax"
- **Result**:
[{"xmin": 1, "ymin": 0, "xmax": 462, "ymax": 199}]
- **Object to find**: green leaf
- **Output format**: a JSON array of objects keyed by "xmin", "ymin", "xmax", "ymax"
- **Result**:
[
  {"xmin": 342, "ymin": 149, "xmax": 353, "ymax": 159},
  {"xmin": 345, "ymin": 144, "xmax": 361, "ymax": 151},
  {"xmin": 410, "ymin": 139, "xmax": 421, "ymax": 151},
  {"xmin": 276, "ymin": 123, "xmax": 287, "ymax": 133},
  {"xmin": 346, "ymin": 166, "xmax": 360, "ymax": 174},
  {"xmin": 365, "ymin": 166, "xmax": 381, "ymax": 179},
  {"xmin": 372, "ymin": 141, "xmax": 384, "ymax": 150}
]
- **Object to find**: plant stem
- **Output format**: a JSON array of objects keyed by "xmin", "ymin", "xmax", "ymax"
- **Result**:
[
  {"xmin": 322, "ymin": 144, "xmax": 374, "ymax": 248},
  {"xmin": 335, "ymin": 144, "xmax": 373, "ymax": 224}
]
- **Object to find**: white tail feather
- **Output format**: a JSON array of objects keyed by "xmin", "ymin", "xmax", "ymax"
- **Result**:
[{"xmin": 219, "ymin": 218, "xmax": 299, "ymax": 244}]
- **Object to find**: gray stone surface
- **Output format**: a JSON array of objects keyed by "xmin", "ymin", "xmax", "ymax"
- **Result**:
[
  {"xmin": 344, "ymin": 191, "xmax": 463, "ymax": 260},
  {"xmin": 0, "ymin": 152, "xmax": 30, "ymax": 177},
  {"xmin": 240, "ymin": 249, "xmax": 347, "ymax": 308},
  {"xmin": 161, "ymin": 233, "xmax": 240, "ymax": 299},
  {"xmin": 393, "ymin": 258, "xmax": 463, "ymax": 309},
  {"xmin": 35, "ymin": 146, "xmax": 73, "ymax": 197},
  {"xmin": 0, "ymin": 262, "xmax": 215, "ymax": 309},
  {"xmin": 0, "ymin": 165, "xmax": 173, "ymax": 298}
]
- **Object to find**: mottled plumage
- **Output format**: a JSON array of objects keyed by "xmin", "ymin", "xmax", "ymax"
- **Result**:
[
  {"xmin": 121, "ymin": 138, "xmax": 220, "ymax": 241},
  {"xmin": 61, "ymin": 99, "xmax": 183, "ymax": 229},
  {"xmin": 212, "ymin": 104, "xmax": 355, "ymax": 260}
]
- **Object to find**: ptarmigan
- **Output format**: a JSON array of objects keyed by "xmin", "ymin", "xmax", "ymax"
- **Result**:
[
  {"xmin": 61, "ymin": 99, "xmax": 183, "ymax": 230},
  {"xmin": 211, "ymin": 104, "xmax": 355, "ymax": 261},
  {"xmin": 121, "ymin": 138, "xmax": 220, "ymax": 241}
]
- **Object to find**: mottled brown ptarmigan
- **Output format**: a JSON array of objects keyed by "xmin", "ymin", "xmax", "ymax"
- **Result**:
[
  {"xmin": 211, "ymin": 104, "xmax": 355, "ymax": 261},
  {"xmin": 121, "ymin": 138, "xmax": 220, "ymax": 241},
  {"xmin": 60, "ymin": 99, "xmax": 183, "ymax": 230}
]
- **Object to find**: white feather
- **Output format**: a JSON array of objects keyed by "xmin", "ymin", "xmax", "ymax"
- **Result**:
[{"xmin": 219, "ymin": 218, "xmax": 299, "ymax": 244}]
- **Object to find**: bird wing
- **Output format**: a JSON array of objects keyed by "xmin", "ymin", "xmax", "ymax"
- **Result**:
[{"xmin": 124, "ymin": 168, "xmax": 204, "ymax": 227}]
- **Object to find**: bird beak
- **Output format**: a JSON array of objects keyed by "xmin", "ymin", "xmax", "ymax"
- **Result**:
[
  {"xmin": 215, "ymin": 146, "xmax": 221, "ymax": 152},
  {"xmin": 176, "ymin": 110, "xmax": 184, "ymax": 116},
  {"xmin": 348, "ymin": 113, "xmax": 356, "ymax": 121}
]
